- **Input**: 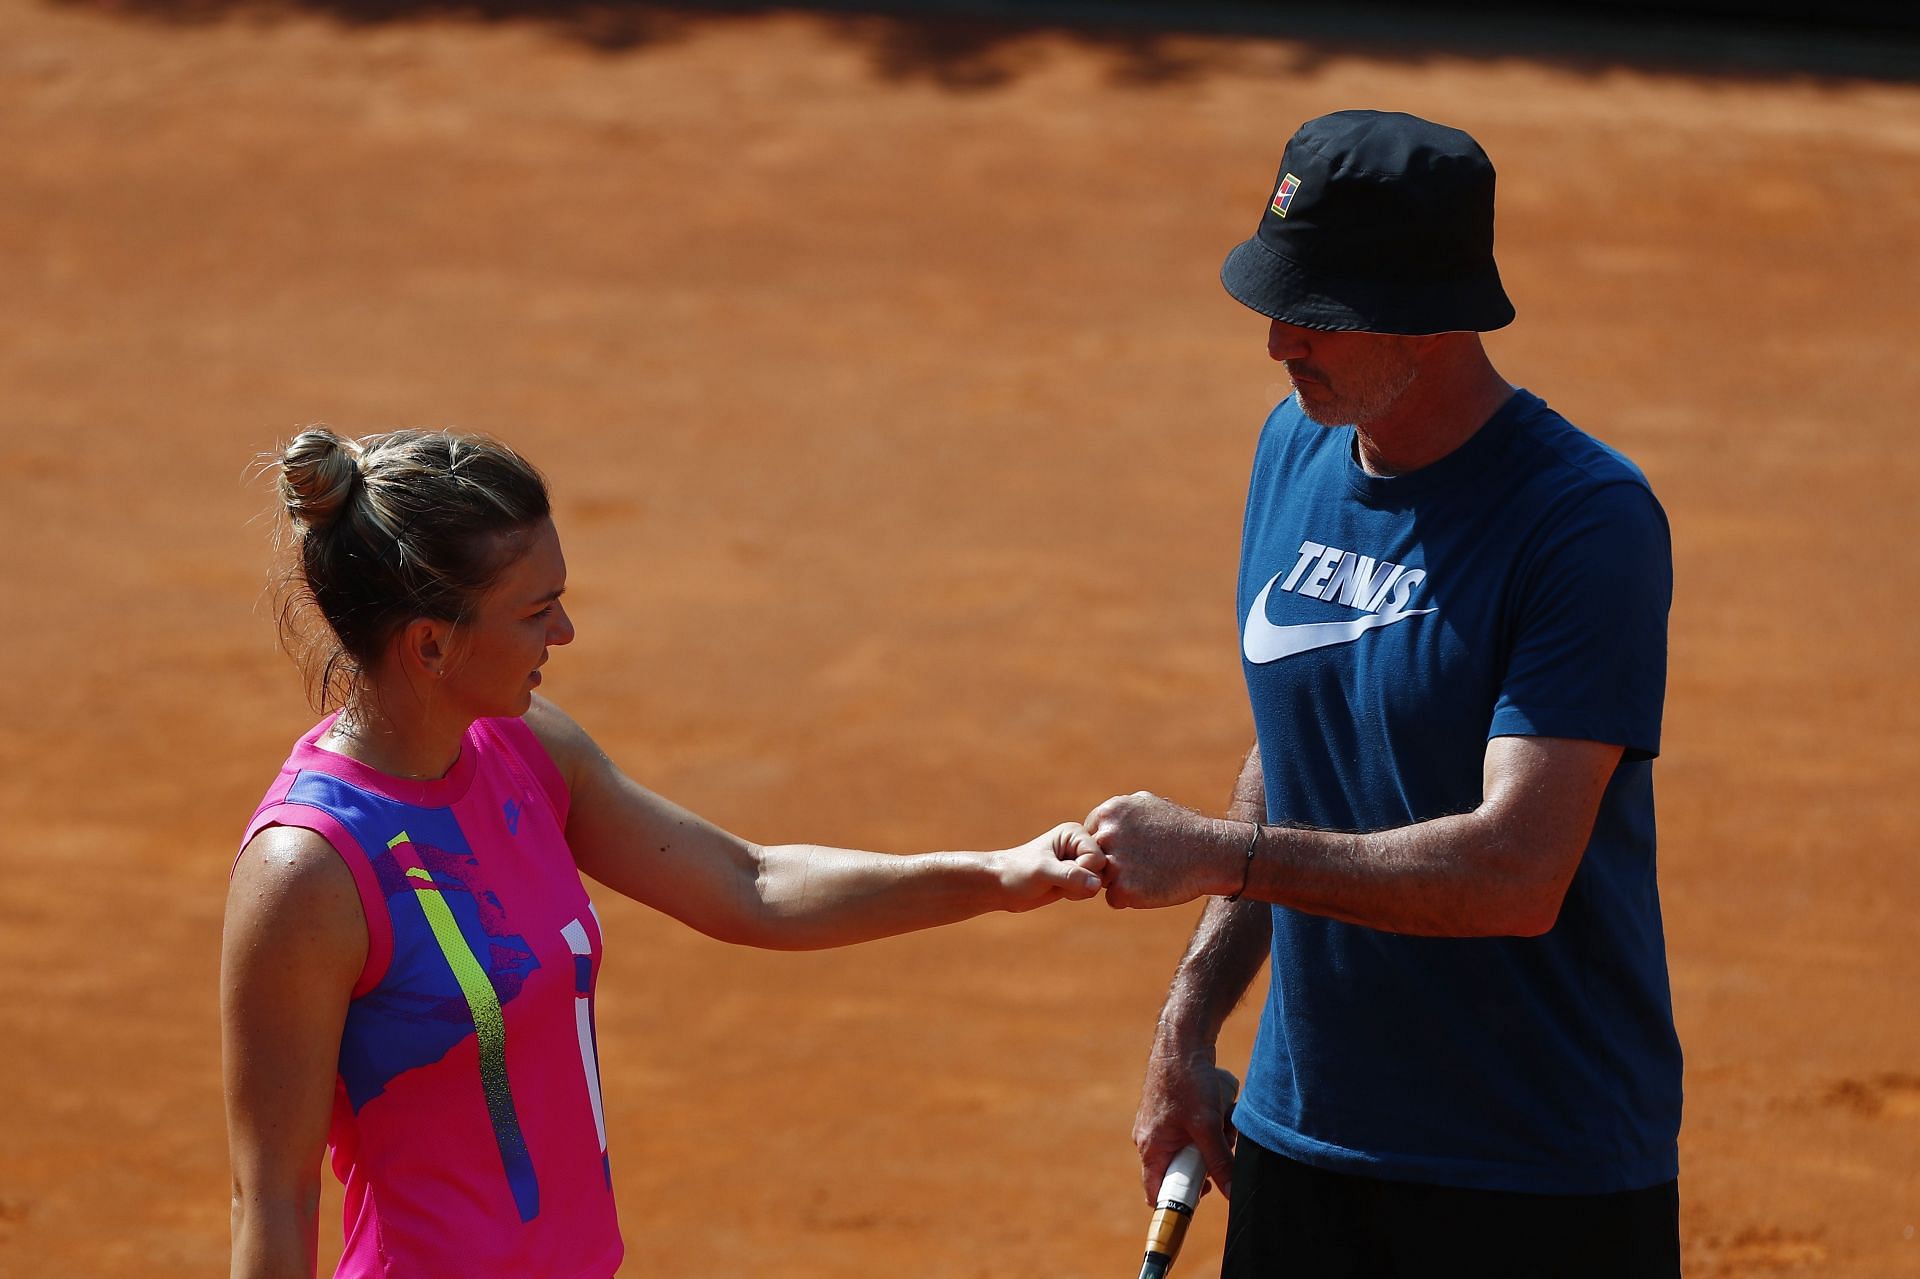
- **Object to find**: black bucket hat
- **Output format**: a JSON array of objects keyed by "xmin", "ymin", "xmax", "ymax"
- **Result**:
[{"xmin": 1220, "ymin": 110, "xmax": 1515, "ymax": 335}]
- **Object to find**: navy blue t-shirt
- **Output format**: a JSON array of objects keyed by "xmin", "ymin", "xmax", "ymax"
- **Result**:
[{"xmin": 1233, "ymin": 388, "xmax": 1682, "ymax": 1194}]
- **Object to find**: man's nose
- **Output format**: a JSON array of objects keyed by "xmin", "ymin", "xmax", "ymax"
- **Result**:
[{"xmin": 1267, "ymin": 318, "xmax": 1311, "ymax": 361}]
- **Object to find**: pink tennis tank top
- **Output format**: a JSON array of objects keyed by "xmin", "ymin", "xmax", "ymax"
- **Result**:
[{"xmin": 241, "ymin": 714, "xmax": 623, "ymax": 1278}]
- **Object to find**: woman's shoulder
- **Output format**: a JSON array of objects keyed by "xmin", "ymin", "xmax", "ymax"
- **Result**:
[
  {"xmin": 226, "ymin": 823, "xmax": 370, "ymax": 1009},
  {"xmin": 517, "ymin": 695, "xmax": 603, "ymax": 791},
  {"xmin": 230, "ymin": 824, "xmax": 364, "ymax": 932}
]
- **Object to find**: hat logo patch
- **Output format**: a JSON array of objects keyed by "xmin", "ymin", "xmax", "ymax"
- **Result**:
[{"xmin": 1270, "ymin": 172, "xmax": 1301, "ymax": 218}]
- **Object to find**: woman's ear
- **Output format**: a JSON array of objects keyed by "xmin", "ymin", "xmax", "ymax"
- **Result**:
[{"xmin": 398, "ymin": 616, "xmax": 456, "ymax": 680}]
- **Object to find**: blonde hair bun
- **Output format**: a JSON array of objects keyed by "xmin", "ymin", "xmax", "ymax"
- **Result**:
[{"xmin": 279, "ymin": 427, "xmax": 364, "ymax": 530}]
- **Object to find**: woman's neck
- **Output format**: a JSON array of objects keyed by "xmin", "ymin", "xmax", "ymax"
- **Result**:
[{"xmin": 323, "ymin": 696, "xmax": 467, "ymax": 781}]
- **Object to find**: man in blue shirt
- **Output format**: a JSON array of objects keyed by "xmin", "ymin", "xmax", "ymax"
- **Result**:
[{"xmin": 1087, "ymin": 111, "xmax": 1682, "ymax": 1276}]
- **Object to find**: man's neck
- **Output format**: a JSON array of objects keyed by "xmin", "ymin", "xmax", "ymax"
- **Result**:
[{"xmin": 1354, "ymin": 348, "xmax": 1515, "ymax": 477}]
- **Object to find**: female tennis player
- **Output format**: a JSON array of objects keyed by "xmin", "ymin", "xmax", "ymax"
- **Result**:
[{"xmin": 223, "ymin": 427, "xmax": 1106, "ymax": 1279}]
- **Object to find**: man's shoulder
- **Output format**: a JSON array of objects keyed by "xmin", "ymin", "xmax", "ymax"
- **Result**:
[
  {"xmin": 1508, "ymin": 390, "xmax": 1657, "ymax": 500},
  {"xmin": 1496, "ymin": 394, "xmax": 1671, "ymax": 581}
]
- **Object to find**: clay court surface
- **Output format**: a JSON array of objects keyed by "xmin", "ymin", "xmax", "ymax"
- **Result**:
[{"xmin": 2, "ymin": 2, "xmax": 1917, "ymax": 1274}]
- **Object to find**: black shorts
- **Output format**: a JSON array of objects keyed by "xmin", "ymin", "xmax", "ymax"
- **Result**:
[{"xmin": 1221, "ymin": 1136, "xmax": 1679, "ymax": 1278}]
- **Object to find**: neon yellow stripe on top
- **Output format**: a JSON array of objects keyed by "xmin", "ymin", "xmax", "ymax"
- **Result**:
[{"xmin": 387, "ymin": 831, "xmax": 534, "ymax": 1220}]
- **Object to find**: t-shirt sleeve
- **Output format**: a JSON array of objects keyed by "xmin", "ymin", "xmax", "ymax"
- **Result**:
[{"xmin": 1489, "ymin": 480, "xmax": 1671, "ymax": 760}]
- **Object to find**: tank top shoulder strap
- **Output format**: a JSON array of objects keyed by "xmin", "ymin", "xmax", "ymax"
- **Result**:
[
  {"xmin": 474, "ymin": 715, "xmax": 572, "ymax": 831},
  {"xmin": 235, "ymin": 721, "xmax": 396, "ymax": 997}
]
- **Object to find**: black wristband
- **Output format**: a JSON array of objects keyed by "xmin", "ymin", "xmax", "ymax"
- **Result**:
[{"xmin": 1225, "ymin": 821, "xmax": 1260, "ymax": 901}]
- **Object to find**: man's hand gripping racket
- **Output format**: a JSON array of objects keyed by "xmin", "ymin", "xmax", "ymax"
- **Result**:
[{"xmin": 1134, "ymin": 1066, "xmax": 1239, "ymax": 1279}]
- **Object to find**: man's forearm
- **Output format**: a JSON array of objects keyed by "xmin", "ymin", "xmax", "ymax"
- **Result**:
[
  {"xmin": 1154, "ymin": 895, "xmax": 1271, "ymax": 1052},
  {"xmin": 1094, "ymin": 736, "xmax": 1621, "ymax": 936},
  {"xmin": 1238, "ymin": 736, "xmax": 1621, "ymax": 935},
  {"xmin": 1244, "ymin": 815, "xmax": 1545, "ymax": 936},
  {"xmin": 1128, "ymin": 808, "xmax": 1572, "ymax": 937}
]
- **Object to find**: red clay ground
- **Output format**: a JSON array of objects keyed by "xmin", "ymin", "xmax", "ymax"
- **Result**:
[{"xmin": 2, "ymin": 4, "xmax": 1916, "ymax": 1275}]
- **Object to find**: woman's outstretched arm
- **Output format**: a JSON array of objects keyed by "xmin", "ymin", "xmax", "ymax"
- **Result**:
[{"xmin": 527, "ymin": 697, "xmax": 1105, "ymax": 950}]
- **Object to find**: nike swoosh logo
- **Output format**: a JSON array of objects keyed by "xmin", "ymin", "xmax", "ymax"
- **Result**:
[{"xmin": 1242, "ymin": 572, "xmax": 1434, "ymax": 664}]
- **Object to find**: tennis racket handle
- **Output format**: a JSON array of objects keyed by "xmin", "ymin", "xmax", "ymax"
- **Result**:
[
  {"xmin": 1156, "ymin": 1145, "xmax": 1209, "ymax": 1212},
  {"xmin": 1134, "ymin": 1147, "xmax": 1205, "ymax": 1279},
  {"xmin": 1143, "ymin": 1198, "xmax": 1195, "ymax": 1255}
]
